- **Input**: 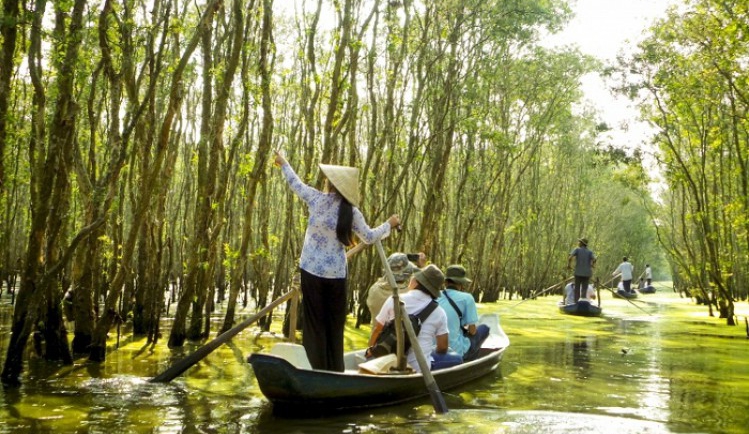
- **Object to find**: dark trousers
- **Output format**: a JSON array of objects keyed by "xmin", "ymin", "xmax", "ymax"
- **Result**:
[
  {"xmin": 463, "ymin": 324, "xmax": 491, "ymax": 361},
  {"xmin": 622, "ymin": 279, "xmax": 632, "ymax": 293},
  {"xmin": 574, "ymin": 276, "xmax": 590, "ymax": 301},
  {"xmin": 300, "ymin": 269, "xmax": 348, "ymax": 372}
]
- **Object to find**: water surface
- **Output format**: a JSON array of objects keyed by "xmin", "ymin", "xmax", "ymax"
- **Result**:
[{"xmin": 1, "ymin": 286, "xmax": 747, "ymax": 433}]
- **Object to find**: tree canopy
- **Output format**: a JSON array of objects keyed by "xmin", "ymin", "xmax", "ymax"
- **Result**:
[{"xmin": 5, "ymin": 0, "xmax": 737, "ymax": 386}]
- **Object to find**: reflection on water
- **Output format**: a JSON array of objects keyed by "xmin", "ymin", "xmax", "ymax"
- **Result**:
[
  {"xmin": 1, "ymin": 289, "xmax": 747, "ymax": 433},
  {"xmin": 570, "ymin": 336, "xmax": 595, "ymax": 379}
]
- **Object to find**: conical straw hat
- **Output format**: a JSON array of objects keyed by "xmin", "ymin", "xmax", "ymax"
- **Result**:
[{"xmin": 319, "ymin": 164, "xmax": 360, "ymax": 207}]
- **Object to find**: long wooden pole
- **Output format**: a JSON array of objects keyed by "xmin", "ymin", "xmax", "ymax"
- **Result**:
[
  {"xmin": 151, "ymin": 240, "xmax": 370, "ymax": 383},
  {"xmin": 374, "ymin": 240, "xmax": 406, "ymax": 369},
  {"xmin": 345, "ymin": 241, "xmax": 369, "ymax": 258},
  {"xmin": 374, "ymin": 240, "xmax": 448, "ymax": 414},
  {"xmin": 150, "ymin": 289, "xmax": 296, "ymax": 383},
  {"xmin": 510, "ymin": 276, "xmax": 573, "ymax": 308}
]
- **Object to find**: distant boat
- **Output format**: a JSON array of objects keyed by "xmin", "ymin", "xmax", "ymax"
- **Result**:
[
  {"xmin": 558, "ymin": 299, "xmax": 602, "ymax": 317},
  {"xmin": 614, "ymin": 289, "xmax": 638, "ymax": 299},
  {"xmin": 248, "ymin": 314, "xmax": 510, "ymax": 415},
  {"xmin": 638, "ymin": 285, "xmax": 656, "ymax": 294},
  {"xmin": 614, "ymin": 282, "xmax": 638, "ymax": 299}
]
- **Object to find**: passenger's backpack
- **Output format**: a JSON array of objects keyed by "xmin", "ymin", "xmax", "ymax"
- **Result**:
[{"xmin": 369, "ymin": 300, "xmax": 438, "ymax": 358}]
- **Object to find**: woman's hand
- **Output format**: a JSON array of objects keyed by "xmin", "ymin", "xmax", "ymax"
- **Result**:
[
  {"xmin": 387, "ymin": 214, "xmax": 400, "ymax": 229},
  {"xmin": 273, "ymin": 150, "xmax": 287, "ymax": 167}
]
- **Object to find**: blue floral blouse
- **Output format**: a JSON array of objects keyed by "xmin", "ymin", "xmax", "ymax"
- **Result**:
[{"xmin": 281, "ymin": 163, "xmax": 392, "ymax": 279}]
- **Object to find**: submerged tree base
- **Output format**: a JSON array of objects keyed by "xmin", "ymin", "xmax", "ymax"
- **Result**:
[
  {"xmin": 88, "ymin": 345, "xmax": 106, "ymax": 362},
  {"xmin": 72, "ymin": 332, "xmax": 92, "ymax": 354},
  {"xmin": 168, "ymin": 332, "xmax": 186, "ymax": 349}
]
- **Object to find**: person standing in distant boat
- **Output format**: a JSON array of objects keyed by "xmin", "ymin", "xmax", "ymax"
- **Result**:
[
  {"xmin": 614, "ymin": 257, "xmax": 635, "ymax": 294},
  {"xmin": 274, "ymin": 151, "xmax": 400, "ymax": 372},
  {"xmin": 567, "ymin": 238, "xmax": 597, "ymax": 302},
  {"xmin": 645, "ymin": 264, "xmax": 653, "ymax": 286}
]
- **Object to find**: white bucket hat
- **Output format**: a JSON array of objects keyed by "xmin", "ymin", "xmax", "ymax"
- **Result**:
[{"xmin": 319, "ymin": 164, "xmax": 360, "ymax": 207}]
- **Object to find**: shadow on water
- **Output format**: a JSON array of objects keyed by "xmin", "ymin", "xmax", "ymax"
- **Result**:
[{"xmin": 0, "ymin": 288, "xmax": 747, "ymax": 433}]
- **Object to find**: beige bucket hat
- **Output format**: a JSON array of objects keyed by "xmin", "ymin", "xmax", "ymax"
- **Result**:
[{"xmin": 319, "ymin": 164, "xmax": 360, "ymax": 207}]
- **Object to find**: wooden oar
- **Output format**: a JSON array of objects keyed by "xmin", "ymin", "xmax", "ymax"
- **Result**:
[
  {"xmin": 150, "ymin": 290, "xmax": 296, "ymax": 383},
  {"xmin": 510, "ymin": 276, "xmax": 573, "ymax": 308},
  {"xmin": 599, "ymin": 273, "xmax": 619, "ymax": 289},
  {"xmin": 532, "ymin": 276, "xmax": 574, "ymax": 298},
  {"xmin": 152, "ymin": 242, "xmax": 368, "ymax": 383},
  {"xmin": 374, "ymin": 239, "xmax": 448, "ymax": 414},
  {"xmin": 345, "ymin": 241, "xmax": 370, "ymax": 259},
  {"xmin": 373, "ymin": 240, "xmax": 407, "ymax": 370},
  {"xmin": 346, "ymin": 225, "xmax": 400, "ymax": 259}
]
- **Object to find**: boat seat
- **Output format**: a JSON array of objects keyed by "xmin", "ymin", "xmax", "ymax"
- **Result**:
[{"xmin": 270, "ymin": 343, "xmax": 312, "ymax": 369}]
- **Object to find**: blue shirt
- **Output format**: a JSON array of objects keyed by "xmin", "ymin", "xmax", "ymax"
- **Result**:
[
  {"xmin": 281, "ymin": 163, "xmax": 391, "ymax": 279},
  {"xmin": 437, "ymin": 287, "xmax": 479, "ymax": 356}
]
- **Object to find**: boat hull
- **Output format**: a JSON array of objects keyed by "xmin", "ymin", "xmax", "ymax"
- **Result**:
[
  {"xmin": 558, "ymin": 300, "xmax": 602, "ymax": 317},
  {"xmin": 248, "ymin": 314, "xmax": 509, "ymax": 415},
  {"xmin": 249, "ymin": 347, "xmax": 504, "ymax": 414},
  {"xmin": 614, "ymin": 289, "xmax": 638, "ymax": 299}
]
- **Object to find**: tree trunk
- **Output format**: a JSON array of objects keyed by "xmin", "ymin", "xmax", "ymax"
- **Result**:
[
  {"xmin": 221, "ymin": 0, "xmax": 273, "ymax": 334},
  {"xmin": 0, "ymin": 0, "xmax": 20, "ymax": 194},
  {"xmin": 90, "ymin": 0, "xmax": 223, "ymax": 361}
]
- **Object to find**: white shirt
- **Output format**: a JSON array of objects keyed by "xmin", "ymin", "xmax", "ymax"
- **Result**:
[
  {"xmin": 615, "ymin": 261, "xmax": 634, "ymax": 281},
  {"xmin": 564, "ymin": 283, "xmax": 596, "ymax": 304},
  {"xmin": 376, "ymin": 290, "xmax": 448, "ymax": 372},
  {"xmin": 281, "ymin": 163, "xmax": 391, "ymax": 278},
  {"xmin": 645, "ymin": 266, "xmax": 652, "ymax": 279}
]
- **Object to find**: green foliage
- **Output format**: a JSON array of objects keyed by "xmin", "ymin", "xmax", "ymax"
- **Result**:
[
  {"xmin": 0, "ymin": 0, "xmax": 701, "ymax": 380},
  {"xmin": 616, "ymin": 0, "xmax": 749, "ymax": 315}
]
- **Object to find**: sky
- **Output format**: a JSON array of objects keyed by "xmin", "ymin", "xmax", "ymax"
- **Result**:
[{"xmin": 541, "ymin": 0, "xmax": 679, "ymax": 156}]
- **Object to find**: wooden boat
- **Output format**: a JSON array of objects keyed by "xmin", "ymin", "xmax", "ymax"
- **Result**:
[
  {"xmin": 558, "ymin": 299, "xmax": 602, "ymax": 317},
  {"xmin": 614, "ymin": 289, "xmax": 638, "ymax": 299},
  {"xmin": 638, "ymin": 285, "xmax": 656, "ymax": 294},
  {"xmin": 614, "ymin": 282, "xmax": 638, "ymax": 299},
  {"xmin": 247, "ymin": 314, "xmax": 510, "ymax": 415}
]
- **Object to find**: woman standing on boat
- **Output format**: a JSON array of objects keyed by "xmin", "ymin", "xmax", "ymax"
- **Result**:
[{"xmin": 274, "ymin": 151, "xmax": 400, "ymax": 372}]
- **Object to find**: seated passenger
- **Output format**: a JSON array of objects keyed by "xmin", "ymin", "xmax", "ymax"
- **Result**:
[
  {"xmin": 564, "ymin": 282, "xmax": 596, "ymax": 305},
  {"xmin": 368, "ymin": 264, "xmax": 462, "ymax": 372},
  {"xmin": 437, "ymin": 265, "xmax": 490, "ymax": 362},
  {"xmin": 366, "ymin": 252, "xmax": 417, "ymax": 328}
]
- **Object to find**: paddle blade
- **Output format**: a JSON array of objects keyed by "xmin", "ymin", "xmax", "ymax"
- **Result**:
[{"xmin": 428, "ymin": 383, "xmax": 449, "ymax": 414}]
